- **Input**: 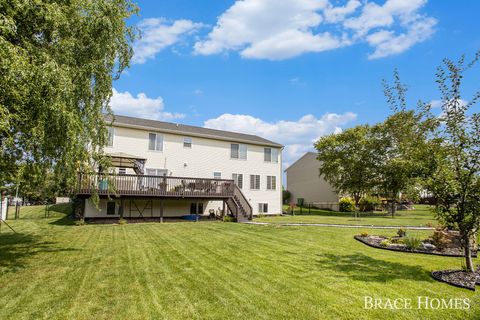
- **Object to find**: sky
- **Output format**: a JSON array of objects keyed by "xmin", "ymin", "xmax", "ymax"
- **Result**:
[{"xmin": 111, "ymin": 0, "xmax": 480, "ymax": 168}]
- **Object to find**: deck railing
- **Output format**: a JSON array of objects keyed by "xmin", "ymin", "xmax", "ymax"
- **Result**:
[{"xmin": 77, "ymin": 173, "xmax": 235, "ymax": 198}]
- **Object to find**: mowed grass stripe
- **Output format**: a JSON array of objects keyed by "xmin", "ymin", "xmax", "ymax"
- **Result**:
[{"xmin": 143, "ymin": 223, "xmax": 253, "ymax": 319}]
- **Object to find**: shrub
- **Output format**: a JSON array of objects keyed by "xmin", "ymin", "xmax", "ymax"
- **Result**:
[
  {"xmin": 118, "ymin": 218, "xmax": 127, "ymax": 225},
  {"xmin": 397, "ymin": 228, "xmax": 407, "ymax": 238},
  {"xmin": 358, "ymin": 196, "xmax": 381, "ymax": 212},
  {"xmin": 390, "ymin": 237, "xmax": 404, "ymax": 244},
  {"xmin": 404, "ymin": 237, "xmax": 422, "ymax": 250},
  {"xmin": 339, "ymin": 197, "xmax": 356, "ymax": 212},
  {"xmin": 430, "ymin": 228, "xmax": 451, "ymax": 250},
  {"xmin": 223, "ymin": 215, "xmax": 235, "ymax": 222},
  {"xmin": 257, "ymin": 213, "xmax": 265, "ymax": 219},
  {"xmin": 75, "ymin": 218, "xmax": 86, "ymax": 226},
  {"xmin": 282, "ymin": 190, "xmax": 291, "ymax": 204},
  {"xmin": 380, "ymin": 239, "xmax": 391, "ymax": 247},
  {"xmin": 360, "ymin": 231, "xmax": 369, "ymax": 237}
]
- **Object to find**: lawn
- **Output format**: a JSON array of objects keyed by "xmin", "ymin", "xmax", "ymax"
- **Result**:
[
  {"xmin": 0, "ymin": 205, "xmax": 478, "ymax": 319},
  {"xmin": 255, "ymin": 205, "xmax": 438, "ymax": 227}
]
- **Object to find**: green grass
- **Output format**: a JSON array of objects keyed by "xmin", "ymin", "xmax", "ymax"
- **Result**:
[
  {"xmin": 256, "ymin": 205, "xmax": 438, "ymax": 227},
  {"xmin": 0, "ymin": 205, "xmax": 478, "ymax": 319}
]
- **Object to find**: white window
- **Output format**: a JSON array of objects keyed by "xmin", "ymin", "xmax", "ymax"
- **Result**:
[
  {"xmin": 213, "ymin": 172, "xmax": 222, "ymax": 179},
  {"xmin": 232, "ymin": 173, "xmax": 243, "ymax": 189},
  {"xmin": 264, "ymin": 148, "xmax": 279, "ymax": 163},
  {"xmin": 250, "ymin": 175, "xmax": 260, "ymax": 190},
  {"xmin": 231, "ymin": 143, "xmax": 247, "ymax": 160},
  {"xmin": 266, "ymin": 176, "xmax": 276, "ymax": 190},
  {"xmin": 107, "ymin": 127, "xmax": 114, "ymax": 147},
  {"xmin": 258, "ymin": 203, "xmax": 268, "ymax": 213},
  {"xmin": 146, "ymin": 169, "xmax": 168, "ymax": 176},
  {"xmin": 118, "ymin": 168, "xmax": 126, "ymax": 175},
  {"xmin": 148, "ymin": 133, "xmax": 163, "ymax": 151},
  {"xmin": 183, "ymin": 137, "xmax": 192, "ymax": 148}
]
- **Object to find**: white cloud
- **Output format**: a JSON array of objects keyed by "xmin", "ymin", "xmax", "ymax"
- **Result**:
[
  {"xmin": 345, "ymin": 0, "xmax": 437, "ymax": 59},
  {"xmin": 110, "ymin": 88, "xmax": 185, "ymax": 121},
  {"xmin": 324, "ymin": 0, "xmax": 361, "ymax": 23},
  {"xmin": 203, "ymin": 112, "xmax": 357, "ymax": 166},
  {"xmin": 133, "ymin": 18, "xmax": 203, "ymax": 64},
  {"xmin": 194, "ymin": 0, "xmax": 436, "ymax": 60}
]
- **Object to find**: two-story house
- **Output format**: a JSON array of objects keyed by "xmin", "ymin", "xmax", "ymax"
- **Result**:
[{"xmin": 77, "ymin": 115, "xmax": 283, "ymax": 221}]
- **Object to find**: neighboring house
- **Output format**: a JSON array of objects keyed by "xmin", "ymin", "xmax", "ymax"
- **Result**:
[
  {"xmin": 77, "ymin": 115, "xmax": 283, "ymax": 221},
  {"xmin": 285, "ymin": 152, "xmax": 339, "ymax": 211}
]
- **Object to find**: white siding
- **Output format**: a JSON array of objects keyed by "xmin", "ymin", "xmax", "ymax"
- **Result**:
[{"xmin": 84, "ymin": 125, "xmax": 282, "ymax": 217}]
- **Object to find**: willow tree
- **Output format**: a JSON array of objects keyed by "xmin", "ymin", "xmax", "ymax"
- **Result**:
[{"xmin": 0, "ymin": 0, "xmax": 137, "ymax": 194}]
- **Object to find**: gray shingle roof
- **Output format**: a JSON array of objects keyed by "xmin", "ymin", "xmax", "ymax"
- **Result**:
[{"xmin": 105, "ymin": 114, "xmax": 283, "ymax": 148}]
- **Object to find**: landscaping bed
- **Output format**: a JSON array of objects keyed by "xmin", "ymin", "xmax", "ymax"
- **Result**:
[
  {"xmin": 354, "ymin": 228, "xmax": 477, "ymax": 258},
  {"xmin": 431, "ymin": 269, "xmax": 480, "ymax": 291}
]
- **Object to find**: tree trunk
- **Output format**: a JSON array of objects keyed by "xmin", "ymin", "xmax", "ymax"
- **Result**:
[
  {"xmin": 388, "ymin": 201, "xmax": 396, "ymax": 217},
  {"xmin": 354, "ymin": 194, "xmax": 361, "ymax": 207},
  {"xmin": 462, "ymin": 233, "xmax": 474, "ymax": 273}
]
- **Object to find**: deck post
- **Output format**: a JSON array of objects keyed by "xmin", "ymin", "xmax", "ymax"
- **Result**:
[
  {"xmin": 195, "ymin": 201, "xmax": 199, "ymax": 222},
  {"xmin": 119, "ymin": 198, "xmax": 124, "ymax": 218},
  {"xmin": 160, "ymin": 199, "xmax": 164, "ymax": 223},
  {"xmin": 222, "ymin": 200, "xmax": 226, "ymax": 218}
]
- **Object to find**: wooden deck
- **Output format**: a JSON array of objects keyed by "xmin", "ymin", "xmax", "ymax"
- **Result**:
[{"xmin": 77, "ymin": 173, "xmax": 235, "ymax": 198}]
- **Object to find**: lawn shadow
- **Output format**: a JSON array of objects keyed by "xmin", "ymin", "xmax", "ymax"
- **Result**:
[
  {"xmin": 316, "ymin": 253, "xmax": 432, "ymax": 283},
  {"xmin": 49, "ymin": 214, "xmax": 75, "ymax": 226},
  {"xmin": 0, "ymin": 232, "xmax": 79, "ymax": 272}
]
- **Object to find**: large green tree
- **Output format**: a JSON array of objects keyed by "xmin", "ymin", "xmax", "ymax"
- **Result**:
[
  {"xmin": 372, "ymin": 72, "xmax": 434, "ymax": 216},
  {"xmin": 0, "ymin": 0, "xmax": 137, "ymax": 194},
  {"xmin": 315, "ymin": 125, "xmax": 376, "ymax": 206},
  {"xmin": 422, "ymin": 52, "xmax": 480, "ymax": 272}
]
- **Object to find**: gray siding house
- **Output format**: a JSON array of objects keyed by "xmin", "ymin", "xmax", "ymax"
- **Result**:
[{"xmin": 285, "ymin": 152, "xmax": 339, "ymax": 211}]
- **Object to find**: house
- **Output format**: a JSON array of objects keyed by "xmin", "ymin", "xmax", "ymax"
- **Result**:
[
  {"xmin": 76, "ymin": 114, "xmax": 283, "ymax": 221},
  {"xmin": 285, "ymin": 152, "xmax": 339, "ymax": 211}
]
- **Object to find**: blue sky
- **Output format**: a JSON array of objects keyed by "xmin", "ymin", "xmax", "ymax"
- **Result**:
[{"xmin": 111, "ymin": 0, "xmax": 480, "ymax": 166}]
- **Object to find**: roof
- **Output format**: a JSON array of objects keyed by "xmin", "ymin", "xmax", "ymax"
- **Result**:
[
  {"xmin": 284, "ymin": 152, "xmax": 317, "ymax": 172},
  {"xmin": 105, "ymin": 114, "xmax": 283, "ymax": 148}
]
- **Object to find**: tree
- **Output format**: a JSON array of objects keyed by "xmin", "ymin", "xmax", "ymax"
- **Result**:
[
  {"xmin": 315, "ymin": 125, "xmax": 376, "ymax": 206},
  {"xmin": 421, "ymin": 52, "xmax": 480, "ymax": 272},
  {"xmin": 0, "ymin": 1, "xmax": 138, "ymax": 195},
  {"xmin": 375, "ymin": 72, "xmax": 434, "ymax": 216}
]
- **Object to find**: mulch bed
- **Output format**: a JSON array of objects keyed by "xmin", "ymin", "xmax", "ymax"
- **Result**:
[
  {"xmin": 354, "ymin": 235, "xmax": 477, "ymax": 257},
  {"xmin": 431, "ymin": 270, "xmax": 480, "ymax": 291}
]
